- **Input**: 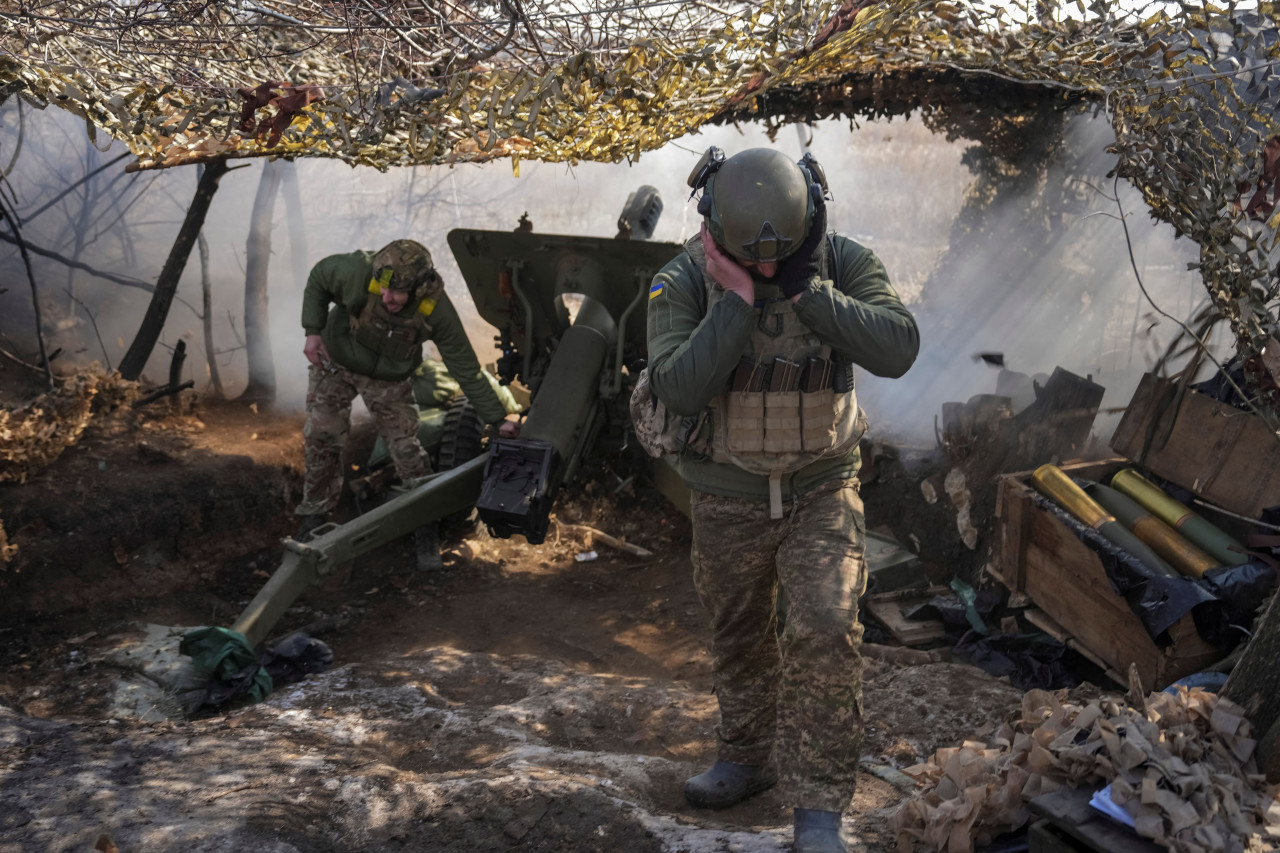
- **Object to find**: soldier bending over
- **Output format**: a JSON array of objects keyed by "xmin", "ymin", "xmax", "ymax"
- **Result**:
[{"xmin": 295, "ymin": 239, "xmax": 512, "ymax": 569}]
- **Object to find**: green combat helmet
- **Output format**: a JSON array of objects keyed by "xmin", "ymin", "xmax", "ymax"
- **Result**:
[
  {"xmin": 371, "ymin": 239, "xmax": 441, "ymax": 299},
  {"xmin": 688, "ymin": 147, "xmax": 824, "ymax": 264}
]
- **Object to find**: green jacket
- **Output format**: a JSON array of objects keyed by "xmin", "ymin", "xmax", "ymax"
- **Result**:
[
  {"xmin": 645, "ymin": 233, "xmax": 919, "ymax": 501},
  {"xmin": 300, "ymin": 250, "xmax": 510, "ymax": 425}
]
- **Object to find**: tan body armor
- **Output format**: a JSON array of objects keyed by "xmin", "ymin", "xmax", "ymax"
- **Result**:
[
  {"xmin": 631, "ymin": 234, "xmax": 866, "ymax": 518},
  {"xmin": 703, "ymin": 279, "xmax": 866, "ymax": 519}
]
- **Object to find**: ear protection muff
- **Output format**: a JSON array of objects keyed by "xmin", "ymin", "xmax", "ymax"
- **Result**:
[
  {"xmin": 687, "ymin": 146, "xmax": 725, "ymax": 198},
  {"xmin": 687, "ymin": 146, "xmax": 725, "ymax": 222},
  {"xmin": 798, "ymin": 151, "xmax": 831, "ymax": 201}
]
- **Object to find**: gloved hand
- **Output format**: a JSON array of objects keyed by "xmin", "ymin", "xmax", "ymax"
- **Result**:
[{"xmin": 778, "ymin": 182, "xmax": 827, "ymax": 299}]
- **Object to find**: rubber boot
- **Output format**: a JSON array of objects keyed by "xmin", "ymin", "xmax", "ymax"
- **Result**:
[
  {"xmin": 295, "ymin": 514, "xmax": 328, "ymax": 543},
  {"xmin": 683, "ymin": 760, "xmax": 777, "ymax": 809},
  {"xmin": 414, "ymin": 523, "xmax": 443, "ymax": 572},
  {"xmin": 792, "ymin": 808, "xmax": 847, "ymax": 853}
]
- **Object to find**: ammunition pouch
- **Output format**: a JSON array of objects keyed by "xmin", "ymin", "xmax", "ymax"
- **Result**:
[
  {"xmin": 716, "ymin": 387, "xmax": 866, "ymax": 461},
  {"xmin": 710, "ymin": 380, "xmax": 867, "ymax": 517},
  {"xmin": 703, "ymin": 291, "xmax": 866, "ymax": 518}
]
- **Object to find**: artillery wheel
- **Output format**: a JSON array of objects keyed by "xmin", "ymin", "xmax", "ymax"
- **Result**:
[
  {"xmin": 437, "ymin": 397, "xmax": 486, "ymax": 535},
  {"xmin": 438, "ymin": 397, "xmax": 486, "ymax": 471}
]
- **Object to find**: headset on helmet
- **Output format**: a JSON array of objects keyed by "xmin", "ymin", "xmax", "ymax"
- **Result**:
[{"xmin": 687, "ymin": 147, "xmax": 830, "ymax": 264}]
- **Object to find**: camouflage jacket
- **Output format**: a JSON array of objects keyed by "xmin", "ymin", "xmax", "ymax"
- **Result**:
[
  {"xmin": 645, "ymin": 233, "xmax": 919, "ymax": 502},
  {"xmin": 300, "ymin": 250, "xmax": 509, "ymax": 424}
]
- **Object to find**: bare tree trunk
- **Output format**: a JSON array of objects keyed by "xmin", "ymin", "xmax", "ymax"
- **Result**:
[
  {"xmin": 119, "ymin": 159, "xmax": 229, "ymax": 382},
  {"xmin": 280, "ymin": 161, "xmax": 309, "ymax": 290},
  {"xmin": 198, "ymin": 230, "xmax": 224, "ymax": 398},
  {"xmin": 63, "ymin": 136, "xmax": 96, "ymax": 314},
  {"xmin": 239, "ymin": 159, "xmax": 283, "ymax": 404},
  {"xmin": 1, "ymin": 200, "xmax": 55, "ymax": 391}
]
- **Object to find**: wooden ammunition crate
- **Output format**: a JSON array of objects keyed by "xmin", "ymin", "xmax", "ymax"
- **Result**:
[
  {"xmin": 991, "ymin": 459, "xmax": 1220, "ymax": 690},
  {"xmin": 1111, "ymin": 373, "xmax": 1280, "ymax": 519}
]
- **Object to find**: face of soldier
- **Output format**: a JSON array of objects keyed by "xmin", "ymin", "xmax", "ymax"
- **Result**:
[
  {"xmin": 738, "ymin": 258, "xmax": 778, "ymax": 280},
  {"xmin": 708, "ymin": 235, "xmax": 779, "ymax": 279},
  {"xmin": 381, "ymin": 287, "xmax": 411, "ymax": 314}
]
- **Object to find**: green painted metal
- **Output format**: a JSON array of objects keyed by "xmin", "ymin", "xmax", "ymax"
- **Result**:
[
  {"xmin": 1087, "ymin": 482, "xmax": 1219, "ymax": 578},
  {"xmin": 1031, "ymin": 464, "xmax": 1179, "ymax": 579},
  {"xmin": 232, "ymin": 457, "xmax": 486, "ymax": 648},
  {"xmin": 1111, "ymin": 469, "xmax": 1250, "ymax": 567},
  {"xmin": 222, "ymin": 187, "xmax": 683, "ymax": 654}
]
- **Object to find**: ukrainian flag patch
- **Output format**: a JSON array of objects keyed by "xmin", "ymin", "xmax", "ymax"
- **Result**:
[{"xmin": 649, "ymin": 282, "xmax": 664, "ymax": 300}]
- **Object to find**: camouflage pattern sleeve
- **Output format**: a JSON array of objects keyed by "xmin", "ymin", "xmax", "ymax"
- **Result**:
[
  {"xmin": 791, "ymin": 237, "xmax": 919, "ymax": 379},
  {"xmin": 427, "ymin": 291, "xmax": 511, "ymax": 425},
  {"xmin": 645, "ymin": 257, "xmax": 757, "ymax": 417}
]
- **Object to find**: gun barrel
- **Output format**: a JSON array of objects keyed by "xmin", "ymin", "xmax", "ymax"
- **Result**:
[
  {"xmin": 475, "ymin": 296, "xmax": 618, "ymax": 544},
  {"xmin": 521, "ymin": 295, "xmax": 617, "ymax": 460},
  {"xmin": 231, "ymin": 456, "xmax": 486, "ymax": 648}
]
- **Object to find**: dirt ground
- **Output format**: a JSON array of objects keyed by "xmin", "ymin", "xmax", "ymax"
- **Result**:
[{"xmin": 0, "ymin": 364, "xmax": 1031, "ymax": 852}]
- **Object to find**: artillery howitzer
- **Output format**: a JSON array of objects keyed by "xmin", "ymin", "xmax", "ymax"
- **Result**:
[{"xmin": 210, "ymin": 187, "xmax": 680, "ymax": 668}]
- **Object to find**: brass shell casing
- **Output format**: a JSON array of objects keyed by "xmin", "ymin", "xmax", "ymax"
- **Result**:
[
  {"xmin": 1129, "ymin": 516, "xmax": 1218, "ymax": 579},
  {"xmin": 1031, "ymin": 464, "xmax": 1111, "ymax": 529},
  {"xmin": 1111, "ymin": 468, "xmax": 1249, "ymax": 567},
  {"xmin": 1031, "ymin": 464, "xmax": 1179, "ymax": 578}
]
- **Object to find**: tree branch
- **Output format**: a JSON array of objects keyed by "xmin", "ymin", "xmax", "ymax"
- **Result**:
[
  {"xmin": 22, "ymin": 152, "xmax": 132, "ymax": 222},
  {"xmin": 0, "ymin": 191, "xmax": 55, "ymax": 390},
  {"xmin": 0, "ymin": 230, "xmax": 155, "ymax": 292}
]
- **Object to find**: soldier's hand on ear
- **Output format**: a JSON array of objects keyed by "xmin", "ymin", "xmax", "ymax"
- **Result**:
[
  {"xmin": 778, "ymin": 183, "xmax": 826, "ymax": 300},
  {"xmin": 702, "ymin": 222, "xmax": 754, "ymax": 305}
]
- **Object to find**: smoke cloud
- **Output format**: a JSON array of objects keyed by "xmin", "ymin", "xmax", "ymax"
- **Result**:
[{"xmin": 0, "ymin": 105, "xmax": 1218, "ymax": 447}]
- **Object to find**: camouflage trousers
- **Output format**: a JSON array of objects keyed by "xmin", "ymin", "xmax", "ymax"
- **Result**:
[
  {"xmin": 690, "ymin": 477, "xmax": 867, "ymax": 813},
  {"xmin": 295, "ymin": 362, "xmax": 430, "ymax": 516}
]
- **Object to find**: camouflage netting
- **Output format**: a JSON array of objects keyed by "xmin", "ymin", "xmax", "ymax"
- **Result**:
[
  {"xmin": 892, "ymin": 685, "xmax": 1280, "ymax": 853},
  {"xmin": 2, "ymin": 1, "xmax": 1280, "ymax": 408},
  {"xmin": 0, "ymin": 364, "xmax": 137, "ymax": 485}
]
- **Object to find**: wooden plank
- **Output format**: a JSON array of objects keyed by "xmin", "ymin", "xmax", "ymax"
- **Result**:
[
  {"xmin": 993, "ymin": 479, "xmax": 1033, "ymax": 592},
  {"xmin": 865, "ymin": 588, "xmax": 948, "ymax": 645},
  {"xmin": 997, "ymin": 465, "xmax": 1216, "ymax": 690},
  {"xmin": 1030, "ymin": 788, "xmax": 1164, "ymax": 853},
  {"xmin": 1108, "ymin": 372, "xmax": 1164, "ymax": 454},
  {"xmin": 1020, "ymin": 505, "xmax": 1165, "ymax": 689},
  {"xmin": 994, "ymin": 460, "xmax": 1123, "ymax": 593},
  {"xmin": 1109, "ymin": 373, "xmax": 1280, "ymax": 518},
  {"xmin": 994, "ymin": 459, "xmax": 1220, "ymax": 690},
  {"xmin": 1025, "ymin": 609, "xmax": 1126, "ymax": 687}
]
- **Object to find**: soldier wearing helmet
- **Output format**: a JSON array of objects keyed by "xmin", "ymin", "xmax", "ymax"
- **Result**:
[
  {"xmin": 295, "ymin": 238, "xmax": 513, "ymax": 569},
  {"xmin": 643, "ymin": 147, "xmax": 919, "ymax": 852}
]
